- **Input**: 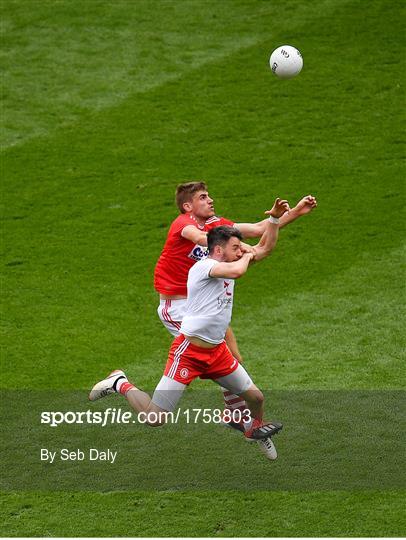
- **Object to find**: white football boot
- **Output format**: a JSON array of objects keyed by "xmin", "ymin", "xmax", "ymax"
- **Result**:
[
  {"xmin": 88, "ymin": 370, "xmax": 127, "ymax": 401},
  {"xmin": 257, "ymin": 437, "xmax": 278, "ymax": 460}
]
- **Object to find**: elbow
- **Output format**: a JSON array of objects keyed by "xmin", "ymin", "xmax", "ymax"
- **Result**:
[{"xmin": 255, "ymin": 245, "xmax": 275, "ymax": 261}]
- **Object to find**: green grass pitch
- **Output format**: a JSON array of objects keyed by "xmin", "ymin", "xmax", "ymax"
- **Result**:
[{"xmin": 1, "ymin": 0, "xmax": 405, "ymax": 536}]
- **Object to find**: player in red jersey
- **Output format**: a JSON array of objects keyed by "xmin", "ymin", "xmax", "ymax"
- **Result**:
[{"xmin": 154, "ymin": 181, "xmax": 317, "ymax": 426}]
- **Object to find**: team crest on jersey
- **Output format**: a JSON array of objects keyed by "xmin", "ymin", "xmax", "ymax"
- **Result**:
[
  {"xmin": 217, "ymin": 280, "xmax": 233, "ymax": 307},
  {"xmin": 223, "ymin": 281, "xmax": 232, "ymax": 296},
  {"xmin": 188, "ymin": 244, "xmax": 209, "ymax": 262},
  {"xmin": 180, "ymin": 368, "xmax": 189, "ymax": 379}
]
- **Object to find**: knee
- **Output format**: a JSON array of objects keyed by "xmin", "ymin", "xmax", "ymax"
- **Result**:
[{"xmin": 246, "ymin": 389, "xmax": 264, "ymax": 406}]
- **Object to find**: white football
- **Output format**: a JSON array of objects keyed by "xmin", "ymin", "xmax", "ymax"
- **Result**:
[{"xmin": 269, "ymin": 45, "xmax": 303, "ymax": 79}]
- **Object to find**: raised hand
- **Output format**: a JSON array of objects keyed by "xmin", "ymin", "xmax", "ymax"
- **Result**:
[
  {"xmin": 266, "ymin": 198, "xmax": 290, "ymax": 219},
  {"xmin": 293, "ymin": 195, "xmax": 317, "ymax": 216}
]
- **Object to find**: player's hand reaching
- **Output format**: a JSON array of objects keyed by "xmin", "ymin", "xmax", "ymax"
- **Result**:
[
  {"xmin": 292, "ymin": 195, "xmax": 317, "ymax": 216},
  {"xmin": 265, "ymin": 198, "xmax": 290, "ymax": 219}
]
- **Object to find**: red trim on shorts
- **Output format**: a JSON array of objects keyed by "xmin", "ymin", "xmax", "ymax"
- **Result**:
[
  {"xmin": 162, "ymin": 299, "xmax": 181, "ymax": 330},
  {"xmin": 167, "ymin": 335, "xmax": 190, "ymax": 379}
]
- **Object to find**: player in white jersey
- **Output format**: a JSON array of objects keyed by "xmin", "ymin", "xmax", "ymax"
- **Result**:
[
  {"xmin": 89, "ymin": 198, "xmax": 289, "ymax": 460},
  {"xmin": 154, "ymin": 182, "xmax": 317, "ymax": 431}
]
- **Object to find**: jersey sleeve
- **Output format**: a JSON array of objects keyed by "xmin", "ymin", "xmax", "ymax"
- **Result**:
[
  {"xmin": 171, "ymin": 214, "xmax": 199, "ymax": 236},
  {"xmin": 218, "ymin": 216, "xmax": 234, "ymax": 227},
  {"xmin": 203, "ymin": 258, "xmax": 218, "ymax": 279}
]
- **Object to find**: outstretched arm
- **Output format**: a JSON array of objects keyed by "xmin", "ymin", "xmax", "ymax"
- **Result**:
[
  {"xmin": 210, "ymin": 198, "xmax": 289, "ymax": 279},
  {"xmin": 235, "ymin": 194, "xmax": 317, "ymax": 237},
  {"xmin": 250, "ymin": 198, "xmax": 290, "ymax": 262},
  {"xmin": 267, "ymin": 195, "xmax": 317, "ymax": 228}
]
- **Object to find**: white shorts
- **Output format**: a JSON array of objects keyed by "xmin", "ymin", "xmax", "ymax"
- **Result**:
[
  {"xmin": 157, "ymin": 298, "xmax": 187, "ymax": 337},
  {"xmin": 151, "ymin": 364, "xmax": 253, "ymax": 412}
]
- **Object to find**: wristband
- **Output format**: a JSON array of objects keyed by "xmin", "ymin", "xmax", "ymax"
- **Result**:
[{"xmin": 268, "ymin": 215, "xmax": 279, "ymax": 224}]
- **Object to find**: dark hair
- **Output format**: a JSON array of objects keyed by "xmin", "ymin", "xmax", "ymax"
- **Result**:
[
  {"xmin": 207, "ymin": 226, "xmax": 242, "ymax": 253},
  {"xmin": 175, "ymin": 181, "xmax": 208, "ymax": 213}
]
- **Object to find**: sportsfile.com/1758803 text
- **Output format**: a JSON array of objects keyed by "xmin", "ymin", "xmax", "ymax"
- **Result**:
[{"xmin": 40, "ymin": 408, "xmax": 252, "ymax": 427}]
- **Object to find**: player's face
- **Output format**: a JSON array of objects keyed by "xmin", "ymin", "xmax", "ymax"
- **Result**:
[
  {"xmin": 188, "ymin": 190, "xmax": 215, "ymax": 219},
  {"xmin": 222, "ymin": 237, "xmax": 243, "ymax": 262}
]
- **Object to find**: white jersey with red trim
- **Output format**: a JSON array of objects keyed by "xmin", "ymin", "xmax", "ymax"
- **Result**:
[{"xmin": 180, "ymin": 258, "xmax": 234, "ymax": 344}]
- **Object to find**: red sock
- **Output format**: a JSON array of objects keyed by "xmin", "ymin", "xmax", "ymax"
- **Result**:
[
  {"xmin": 119, "ymin": 382, "xmax": 135, "ymax": 396},
  {"xmin": 244, "ymin": 417, "xmax": 263, "ymax": 438},
  {"xmin": 222, "ymin": 389, "xmax": 248, "ymax": 423},
  {"xmin": 251, "ymin": 417, "xmax": 263, "ymax": 429}
]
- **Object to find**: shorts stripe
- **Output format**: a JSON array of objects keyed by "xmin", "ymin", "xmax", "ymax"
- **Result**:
[
  {"xmin": 162, "ymin": 300, "xmax": 181, "ymax": 330},
  {"xmin": 162, "ymin": 300, "xmax": 180, "ymax": 329},
  {"xmin": 168, "ymin": 338, "xmax": 190, "ymax": 379},
  {"xmin": 162, "ymin": 300, "xmax": 171, "ymax": 326},
  {"xmin": 167, "ymin": 338, "xmax": 189, "ymax": 379}
]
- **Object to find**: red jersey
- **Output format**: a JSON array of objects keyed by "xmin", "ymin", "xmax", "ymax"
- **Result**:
[{"xmin": 154, "ymin": 213, "xmax": 234, "ymax": 296}]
